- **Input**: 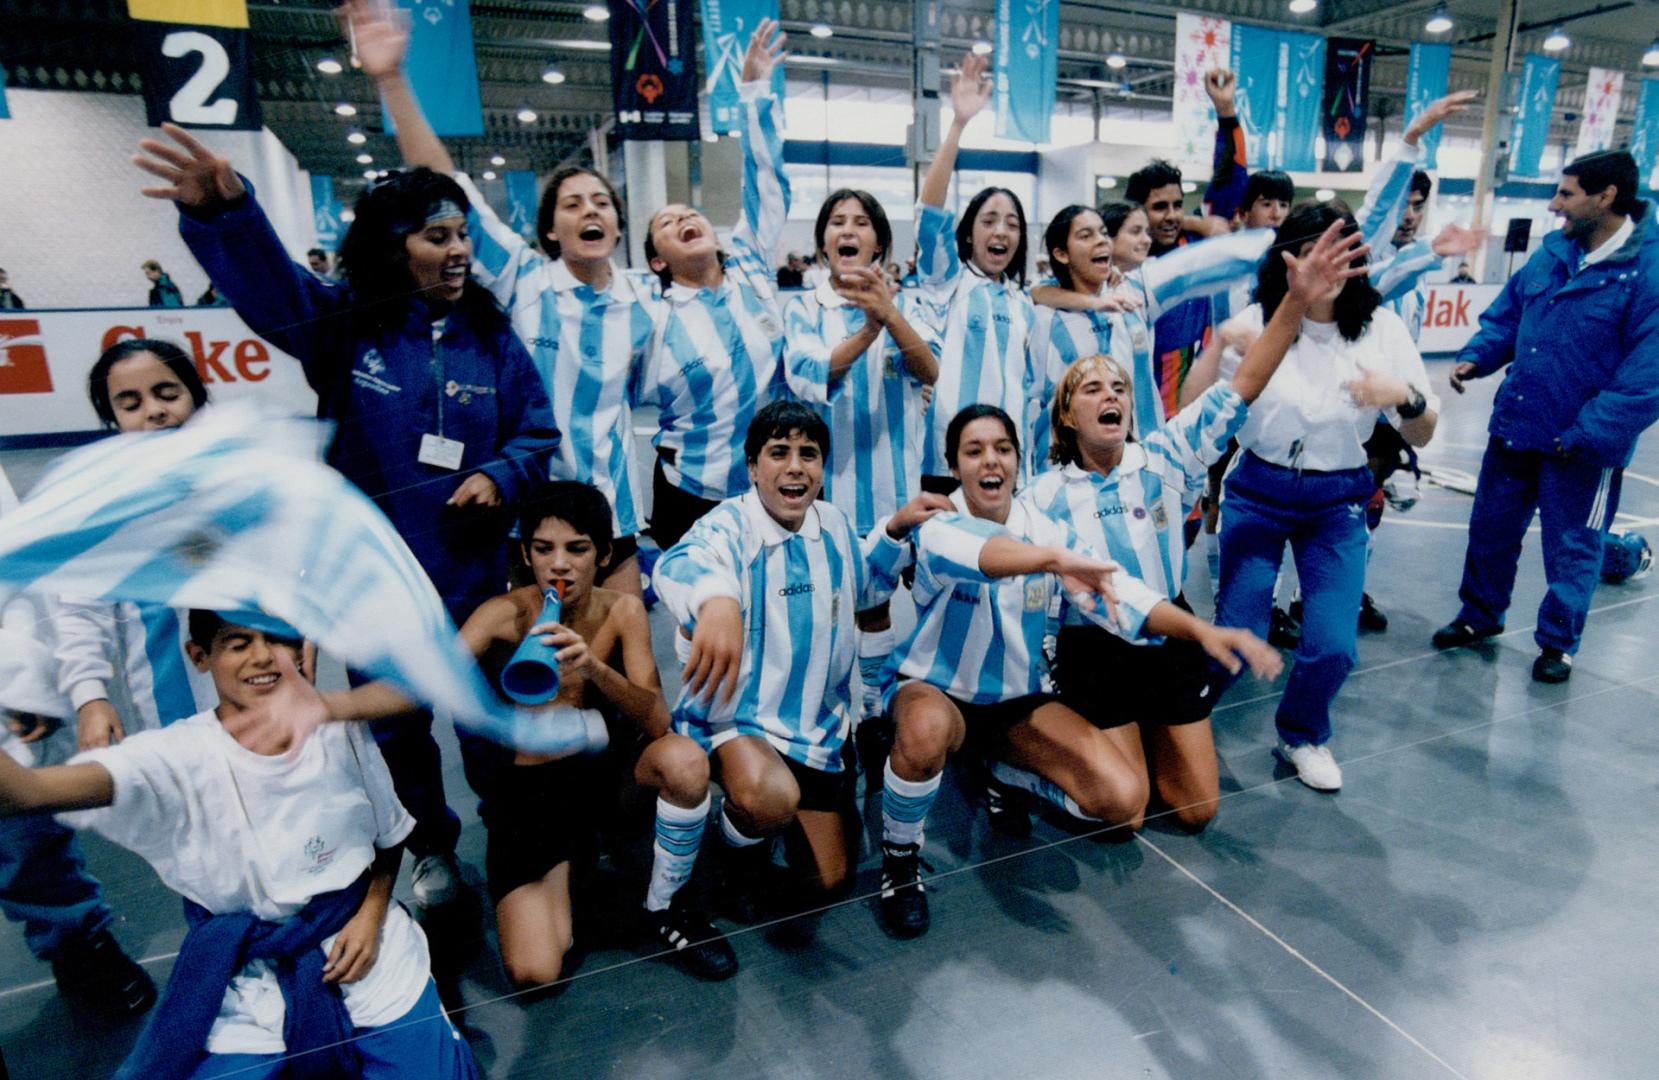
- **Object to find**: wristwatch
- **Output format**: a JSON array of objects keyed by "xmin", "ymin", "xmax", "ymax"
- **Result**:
[{"xmin": 1398, "ymin": 389, "xmax": 1427, "ymax": 420}]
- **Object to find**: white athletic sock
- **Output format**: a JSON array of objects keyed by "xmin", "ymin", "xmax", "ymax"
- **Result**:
[
  {"xmin": 645, "ymin": 794, "xmax": 709, "ymax": 913},
  {"xmin": 991, "ymin": 761, "xmax": 1100, "ymax": 822},
  {"xmin": 1205, "ymin": 530, "xmax": 1222, "ymax": 605},
  {"xmin": 719, "ymin": 802, "xmax": 766, "ymax": 848},
  {"xmin": 881, "ymin": 761, "xmax": 940, "ymax": 848},
  {"xmin": 858, "ymin": 628, "xmax": 895, "ymax": 721}
]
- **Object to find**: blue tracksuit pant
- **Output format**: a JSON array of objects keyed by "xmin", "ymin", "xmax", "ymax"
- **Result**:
[
  {"xmin": 1455, "ymin": 438, "xmax": 1621, "ymax": 655},
  {"xmin": 0, "ymin": 812, "xmax": 112, "ymax": 959},
  {"xmin": 1217, "ymin": 453, "xmax": 1373, "ymax": 748}
]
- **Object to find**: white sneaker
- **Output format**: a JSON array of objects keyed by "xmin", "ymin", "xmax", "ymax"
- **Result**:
[
  {"xmin": 1275, "ymin": 742, "xmax": 1342, "ymax": 791},
  {"xmin": 411, "ymin": 852, "xmax": 462, "ymax": 907},
  {"xmin": 1383, "ymin": 471, "xmax": 1420, "ymax": 511}
]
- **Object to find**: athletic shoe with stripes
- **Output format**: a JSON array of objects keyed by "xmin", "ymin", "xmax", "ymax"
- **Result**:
[
  {"xmin": 878, "ymin": 841, "xmax": 930, "ymax": 939},
  {"xmin": 645, "ymin": 894, "xmax": 738, "ymax": 981}
]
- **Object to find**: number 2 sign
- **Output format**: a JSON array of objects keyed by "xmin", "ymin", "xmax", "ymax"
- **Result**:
[{"xmin": 138, "ymin": 22, "xmax": 262, "ymax": 131}]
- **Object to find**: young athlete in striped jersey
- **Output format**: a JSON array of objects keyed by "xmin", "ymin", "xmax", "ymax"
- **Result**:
[
  {"xmin": 870, "ymin": 404, "xmax": 1278, "ymax": 938},
  {"xmin": 782, "ymin": 189, "xmax": 941, "ymax": 731},
  {"xmin": 355, "ymin": 0, "xmax": 657, "ymax": 594},
  {"xmin": 913, "ymin": 50, "xmax": 1037, "ymax": 484},
  {"xmin": 653, "ymin": 402, "xmax": 937, "ymax": 922},
  {"xmin": 1024, "ymin": 225, "xmax": 1362, "ymax": 825},
  {"xmin": 639, "ymin": 20, "xmax": 793, "ymax": 547}
]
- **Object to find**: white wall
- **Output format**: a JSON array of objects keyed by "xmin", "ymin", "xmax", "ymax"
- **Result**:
[{"xmin": 0, "ymin": 89, "xmax": 314, "ymax": 310}]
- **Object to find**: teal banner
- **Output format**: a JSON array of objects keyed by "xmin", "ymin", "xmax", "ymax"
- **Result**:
[{"xmin": 1510, "ymin": 54, "xmax": 1560, "ymax": 178}]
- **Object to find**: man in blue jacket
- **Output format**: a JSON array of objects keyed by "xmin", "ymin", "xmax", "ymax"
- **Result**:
[{"xmin": 1433, "ymin": 150, "xmax": 1659, "ymax": 682}]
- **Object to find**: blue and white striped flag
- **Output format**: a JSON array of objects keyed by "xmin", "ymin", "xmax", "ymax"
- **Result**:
[{"xmin": 0, "ymin": 405, "xmax": 586, "ymax": 754}]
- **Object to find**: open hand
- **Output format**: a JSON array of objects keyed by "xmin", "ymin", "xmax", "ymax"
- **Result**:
[
  {"xmin": 76, "ymin": 700, "xmax": 125, "ymax": 751},
  {"xmin": 683, "ymin": 597, "xmax": 744, "ymax": 707},
  {"xmin": 532, "ymin": 622, "xmax": 596, "ymax": 679},
  {"xmin": 834, "ymin": 266, "xmax": 896, "ymax": 323},
  {"xmin": 322, "ymin": 902, "xmax": 383, "ymax": 984},
  {"xmin": 340, "ymin": 0, "xmax": 409, "ymax": 82},
  {"xmin": 221, "ymin": 647, "xmax": 330, "ymax": 757},
  {"xmin": 1051, "ymin": 548, "xmax": 1121, "ymax": 626},
  {"xmin": 950, "ymin": 52, "xmax": 993, "ymax": 125},
  {"xmin": 1199, "ymin": 626, "xmax": 1283, "ymax": 679},
  {"xmin": 884, "ymin": 493, "xmax": 955, "ymax": 541},
  {"xmin": 1344, "ymin": 367, "xmax": 1413, "ymax": 410},
  {"xmin": 1283, "ymin": 220, "xmax": 1371, "ymax": 307},
  {"xmin": 741, "ymin": 18, "xmax": 787, "ymax": 84},
  {"xmin": 1406, "ymin": 89, "xmax": 1478, "ymax": 146},
  {"xmin": 134, "ymin": 123, "xmax": 246, "ymax": 207},
  {"xmin": 447, "ymin": 473, "xmax": 501, "ymax": 508},
  {"xmin": 1431, "ymin": 222, "xmax": 1488, "ymax": 258}
]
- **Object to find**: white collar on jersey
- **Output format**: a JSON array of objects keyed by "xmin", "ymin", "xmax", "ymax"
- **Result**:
[
  {"xmin": 813, "ymin": 275, "xmax": 846, "ymax": 308},
  {"xmin": 1059, "ymin": 451, "xmax": 1144, "ymax": 482},
  {"xmin": 738, "ymin": 490, "xmax": 824, "ymax": 544}
]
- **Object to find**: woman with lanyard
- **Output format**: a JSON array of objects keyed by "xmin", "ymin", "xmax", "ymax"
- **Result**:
[
  {"xmin": 352, "ymin": 0, "xmax": 656, "ymax": 594},
  {"xmin": 869, "ymin": 403, "xmax": 1278, "ymax": 939},
  {"xmin": 913, "ymin": 50, "xmax": 1037, "ymax": 486},
  {"xmin": 1025, "ymin": 221, "xmax": 1363, "ymax": 828},
  {"xmin": 781, "ymin": 188, "xmax": 940, "ymax": 754},
  {"xmin": 136, "ymin": 125, "xmax": 559, "ymax": 908},
  {"xmin": 638, "ymin": 19, "xmax": 792, "ymax": 548},
  {"xmin": 1211, "ymin": 205, "xmax": 1439, "ymax": 792}
]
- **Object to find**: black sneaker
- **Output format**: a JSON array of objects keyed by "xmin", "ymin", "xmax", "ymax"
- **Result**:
[
  {"xmin": 645, "ymin": 894, "xmax": 738, "ymax": 981},
  {"xmin": 983, "ymin": 774, "xmax": 1031, "ymax": 838},
  {"xmin": 714, "ymin": 838, "xmax": 773, "ymax": 925},
  {"xmin": 1268, "ymin": 605, "xmax": 1302, "ymax": 649},
  {"xmin": 877, "ymin": 842, "xmax": 930, "ymax": 939},
  {"xmin": 51, "ymin": 929, "xmax": 157, "ymax": 1017},
  {"xmin": 855, "ymin": 715, "xmax": 895, "ymax": 797},
  {"xmin": 1358, "ymin": 593, "xmax": 1389, "ymax": 633},
  {"xmin": 1432, "ymin": 619, "xmax": 1502, "ymax": 650},
  {"xmin": 1532, "ymin": 647, "xmax": 1573, "ymax": 683}
]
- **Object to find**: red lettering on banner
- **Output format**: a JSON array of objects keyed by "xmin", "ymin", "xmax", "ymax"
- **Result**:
[
  {"xmin": 0, "ymin": 319, "xmax": 54, "ymax": 394},
  {"xmin": 1453, "ymin": 291, "xmax": 1471, "ymax": 326},
  {"xmin": 1424, "ymin": 289, "xmax": 1475, "ymax": 330},
  {"xmin": 234, "ymin": 339, "xmax": 270, "ymax": 382},
  {"xmin": 101, "ymin": 325, "xmax": 146, "ymax": 351},
  {"xmin": 185, "ymin": 331, "xmax": 235, "ymax": 383}
]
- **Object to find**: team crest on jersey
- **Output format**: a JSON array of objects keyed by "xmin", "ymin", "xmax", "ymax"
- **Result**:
[
  {"xmin": 1024, "ymin": 580, "xmax": 1045, "ymax": 612},
  {"xmin": 756, "ymin": 310, "xmax": 782, "ymax": 337},
  {"xmin": 302, "ymin": 834, "xmax": 336, "ymax": 873},
  {"xmin": 1150, "ymin": 504, "xmax": 1168, "ymax": 529}
]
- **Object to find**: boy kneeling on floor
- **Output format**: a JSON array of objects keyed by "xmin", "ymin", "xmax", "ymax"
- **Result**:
[{"xmin": 0, "ymin": 609, "xmax": 479, "ymax": 1080}]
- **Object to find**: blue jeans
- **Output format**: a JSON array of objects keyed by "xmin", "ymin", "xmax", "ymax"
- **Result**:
[
  {"xmin": 1217, "ymin": 453, "xmax": 1373, "ymax": 748},
  {"xmin": 1455, "ymin": 438, "xmax": 1619, "ymax": 654},
  {"xmin": 0, "ymin": 812, "xmax": 112, "ymax": 959},
  {"xmin": 350, "ymin": 670, "xmax": 461, "ymax": 859}
]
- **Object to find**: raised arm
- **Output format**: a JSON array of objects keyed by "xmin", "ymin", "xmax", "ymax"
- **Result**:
[
  {"xmin": 1355, "ymin": 90, "xmax": 1476, "ymax": 247},
  {"xmin": 728, "ymin": 20, "xmax": 790, "ymax": 272},
  {"xmin": 0, "ymin": 753, "xmax": 113, "ymax": 816},
  {"xmin": 539, "ymin": 595, "xmax": 672, "ymax": 739},
  {"xmin": 1139, "ymin": 228, "xmax": 1273, "ymax": 323},
  {"xmin": 1203, "ymin": 69, "xmax": 1249, "ymax": 222},
  {"xmin": 347, "ymin": 0, "xmax": 456, "ymax": 175},
  {"xmin": 922, "ymin": 52, "xmax": 990, "ymax": 211}
]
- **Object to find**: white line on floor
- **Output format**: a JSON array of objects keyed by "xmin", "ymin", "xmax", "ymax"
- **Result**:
[{"xmin": 1134, "ymin": 834, "xmax": 1473, "ymax": 1080}]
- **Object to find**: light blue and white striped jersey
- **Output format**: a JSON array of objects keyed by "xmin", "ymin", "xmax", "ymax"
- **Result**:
[
  {"xmin": 912, "ymin": 202, "xmax": 1037, "ymax": 477},
  {"xmin": 1026, "ymin": 383, "xmax": 1247, "ymax": 607},
  {"xmin": 643, "ymin": 82, "xmax": 790, "ymax": 500},
  {"xmin": 872, "ymin": 489, "xmax": 1162, "ymax": 705},
  {"xmin": 458, "ymin": 174, "xmax": 657, "ymax": 538},
  {"xmin": 1355, "ymin": 142, "xmax": 1440, "ymax": 342},
  {"xmin": 1028, "ymin": 300, "xmax": 1138, "ymax": 468},
  {"xmin": 1373, "ymin": 239, "xmax": 1437, "ymax": 340},
  {"xmin": 782, "ymin": 279, "xmax": 940, "ymax": 536},
  {"xmin": 654, "ymin": 492, "xmax": 887, "ymax": 772},
  {"xmin": 1354, "ymin": 142, "xmax": 1424, "ymax": 250},
  {"xmin": 55, "ymin": 597, "xmax": 217, "ymax": 732},
  {"xmin": 1109, "ymin": 229, "xmax": 1272, "ymax": 423}
]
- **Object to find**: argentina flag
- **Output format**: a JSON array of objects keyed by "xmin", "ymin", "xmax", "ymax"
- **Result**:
[{"xmin": 0, "ymin": 405, "xmax": 587, "ymax": 755}]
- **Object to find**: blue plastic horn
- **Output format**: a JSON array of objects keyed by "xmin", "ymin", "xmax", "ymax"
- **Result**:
[{"xmin": 500, "ymin": 582, "xmax": 566, "ymax": 705}]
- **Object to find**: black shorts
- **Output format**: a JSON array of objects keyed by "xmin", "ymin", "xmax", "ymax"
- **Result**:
[
  {"xmin": 885, "ymin": 685, "xmax": 1057, "ymax": 760},
  {"xmin": 1053, "ymin": 613, "xmax": 1219, "ymax": 729},
  {"xmin": 480, "ymin": 756, "xmax": 600, "ymax": 904},
  {"xmin": 781, "ymin": 754, "xmax": 852, "ymax": 814},
  {"xmin": 920, "ymin": 474, "xmax": 960, "ymax": 496},
  {"xmin": 604, "ymin": 532, "xmax": 641, "ymax": 574},
  {"xmin": 650, "ymin": 456, "xmax": 721, "ymax": 550}
]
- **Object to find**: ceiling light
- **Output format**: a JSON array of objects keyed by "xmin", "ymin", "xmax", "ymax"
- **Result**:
[
  {"xmin": 1543, "ymin": 26, "xmax": 1569, "ymax": 52},
  {"xmin": 356, "ymin": 153, "xmax": 373, "ymax": 164},
  {"xmin": 810, "ymin": 23, "xmax": 833, "ymax": 39},
  {"xmin": 1425, "ymin": 4, "xmax": 1453, "ymax": 34},
  {"xmin": 490, "ymin": 154, "xmax": 506, "ymax": 166},
  {"xmin": 1644, "ymin": 36, "xmax": 1659, "ymax": 66},
  {"xmin": 542, "ymin": 63, "xmax": 566, "ymax": 85},
  {"xmin": 1181, "ymin": 181, "xmax": 1197, "ymax": 193},
  {"xmin": 971, "ymin": 40, "xmax": 992, "ymax": 56},
  {"xmin": 316, "ymin": 56, "xmax": 343, "ymax": 75},
  {"xmin": 346, "ymin": 129, "xmax": 367, "ymax": 145},
  {"xmin": 340, "ymin": 208, "xmax": 355, "ymax": 222},
  {"xmin": 1288, "ymin": 0, "xmax": 1317, "ymax": 13},
  {"xmin": 517, "ymin": 106, "xmax": 538, "ymax": 123},
  {"xmin": 1105, "ymin": 51, "xmax": 1127, "ymax": 70},
  {"xmin": 1316, "ymin": 187, "xmax": 1337, "ymax": 201},
  {"xmin": 1096, "ymin": 175, "xmax": 1117, "ymax": 189},
  {"xmin": 482, "ymin": 170, "xmax": 497, "ymax": 181},
  {"xmin": 363, "ymin": 169, "xmax": 377, "ymax": 180},
  {"xmin": 582, "ymin": 4, "xmax": 609, "ymax": 21},
  {"xmin": 334, "ymin": 102, "xmax": 357, "ymax": 117},
  {"xmin": 703, "ymin": 131, "xmax": 720, "ymax": 143}
]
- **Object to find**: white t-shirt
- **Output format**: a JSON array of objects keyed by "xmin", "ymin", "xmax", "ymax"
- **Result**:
[
  {"xmin": 1220, "ymin": 303, "xmax": 1439, "ymax": 472},
  {"xmin": 60, "ymin": 711, "xmax": 427, "ymax": 1055}
]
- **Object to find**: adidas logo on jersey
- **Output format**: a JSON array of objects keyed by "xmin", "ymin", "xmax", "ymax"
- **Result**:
[{"xmin": 778, "ymin": 582, "xmax": 815, "ymax": 597}]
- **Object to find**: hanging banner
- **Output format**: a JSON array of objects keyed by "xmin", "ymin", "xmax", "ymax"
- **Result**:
[
  {"xmin": 1230, "ymin": 25, "xmax": 1324, "ymax": 172},
  {"xmin": 1173, "ymin": 14, "xmax": 1232, "ymax": 170},
  {"xmin": 699, "ymin": 0, "xmax": 780, "ymax": 136},
  {"xmin": 1630, "ymin": 78, "xmax": 1659, "ymax": 190},
  {"xmin": 1321, "ymin": 38, "xmax": 1371, "ymax": 173},
  {"xmin": 310, "ymin": 175, "xmax": 342, "ymax": 249},
  {"xmin": 128, "ymin": 0, "xmax": 246, "ymax": 26},
  {"xmin": 383, "ymin": 0, "xmax": 483, "ymax": 137},
  {"xmin": 1575, "ymin": 67, "xmax": 1624, "ymax": 157},
  {"xmin": 1510, "ymin": 53, "xmax": 1560, "ymax": 178},
  {"xmin": 1405, "ymin": 42, "xmax": 1451, "ymax": 170},
  {"xmin": 134, "ymin": 22, "xmax": 262, "ymax": 131},
  {"xmin": 610, "ymin": 0, "xmax": 698, "ymax": 140},
  {"xmin": 503, "ymin": 171, "xmax": 539, "ymax": 240},
  {"xmin": 0, "ymin": 68, "xmax": 9, "ymax": 120},
  {"xmin": 994, "ymin": 0, "xmax": 1059, "ymax": 145}
]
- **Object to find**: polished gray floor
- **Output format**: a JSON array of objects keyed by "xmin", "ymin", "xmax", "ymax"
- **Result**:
[{"xmin": 5, "ymin": 363, "xmax": 1659, "ymax": 1078}]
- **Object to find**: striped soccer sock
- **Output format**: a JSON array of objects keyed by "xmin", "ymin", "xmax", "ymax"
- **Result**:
[
  {"xmin": 881, "ymin": 761, "xmax": 941, "ymax": 848},
  {"xmin": 646, "ymin": 794, "xmax": 710, "ymax": 913},
  {"xmin": 991, "ymin": 761, "xmax": 1100, "ymax": 822},
  {"xmin": 858, "ymin": 628, "xmax": 895, "ymax": 720}
]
